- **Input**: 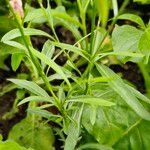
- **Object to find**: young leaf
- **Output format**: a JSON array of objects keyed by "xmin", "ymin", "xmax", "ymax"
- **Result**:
[
  {"xmin": 32, "ymin": 49, "xmax": 71, "ymax": 87},
  {"xmin": 77, "ymin": 0, "xmax": 90, "ymax": 13},
  {"xmin": 95, "ymin": 0, "xmax": 110, "ymax": 27},
  {"xmin": 1, "ymin": 28, "xmax": 54, "ymax": 42},
  {"xmin": 8, "ymin": 79, "xmax": 49, "ymax": 98},
  {"xmin": 67, "ymin": 96, "xmax": 115, "ymax": 107},
  {"xmin": 41, "ymin": 40, "xmax": 55, "ymax": 69},
  {"xmin": 28, "ymin": 108, "xmax": 61, "ymax": 121},
  {"xmin": 11, "ymin": 53, "xmax": 23, "ymax": 71},
  {"xmin": 117, "ymin": 13, "xmax": 145, "ymax": 29},
  {"xmin": 96, "ymin": 64, "xmax": 150, "ymax": 121},
  {"xmin": 126, "ymin": 84, "xmax": 150, "ymax": 104},
  {"xmin": 18, "ymin": 96, "xmax": 54, "ymax": 106},
  {"xmin": 64, "ymin": 104, "xmax": 84, "ymax": 150},
  {"xmin": 50, "ymin": 42, "xmax": 89, "ymax": 61}
]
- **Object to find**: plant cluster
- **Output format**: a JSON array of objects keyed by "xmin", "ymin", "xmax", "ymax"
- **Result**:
[{"xmin": 0, "ymin": 0, "xmax": 150, "ymax": 150}]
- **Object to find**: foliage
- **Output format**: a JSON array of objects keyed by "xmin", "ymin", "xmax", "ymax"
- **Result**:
[{"xmin": 0, "ymin": 0, "xmax": 150, "ymax": 150}]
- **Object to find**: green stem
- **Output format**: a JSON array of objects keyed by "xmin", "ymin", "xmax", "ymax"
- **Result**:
[
  {"xmin": 6, "ymin": 0, "xmax": 61, "ymax": 111},
  {"xmin": 39, "ymin": 1, "xmax": 59, "ymax": 42},
  {"xmin": 138, "ymin": 62, "xmax": 150, "ymax": 93}
]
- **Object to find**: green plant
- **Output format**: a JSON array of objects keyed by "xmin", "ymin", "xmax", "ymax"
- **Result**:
[{"xmin": 1, "ymin": 0, "xmax": 150, "ymax": 150}]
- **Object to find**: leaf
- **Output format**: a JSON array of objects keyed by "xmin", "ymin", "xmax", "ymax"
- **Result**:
[
  {"xmin": 67, "ymin": 96, "xmax": 115, "ymax": 107},
  {"xmin": 0, "ymin": 140, "xmax": 33, "ymax": 150},
  {"xmin": 92, "ymin": 28, "xmax": 106, "ymax": 56},
  {"xmin": 126, "ymin": 84, "xmax": 150, "ymax": 104},
  {"xmin": 18, "ymin": 96, "xmax": 53, "ymax": 106},
  {"xmin": 76, "ymin": 143, "xmax": 114, "ymax": 150},
  {"xmin": 50, "ymin": 41, "xmax": 89, "ymax": 61},
  {"xmin": 11, "ymin": 53, "xmax": 23, "ymax": 71},
  {"xmin": 64, "ymin": 104, "xmax": 84, "ymax": 150},
  {"xmin": 28, "ymin": 108, "xmax": 61, "ymax": 121},
  {"xmin": 82, "ymin": 78, "xmax": 150, "ymax": 148},
  {"xmin": 133, "ymin": 0, "xmax": 150, "ymax": 4},
  {"xmin": 8, "ymin": 118, "xmax": 54, "ymax": 150},
  {"xmin": 95, "ymin": 0, "xmax": 110, "ymax": 27},
  {"xmin": 117, "ymin": 14, "xmax": 145, "ymax": 29},
  {"xmin": 114, "ymin": 120, "xmax": 150, "ymax": 150},
  {"xmin": 82, "ymin": 105, "xmax": 124, "ymax": 146},
  {"xmin": 77, "ymin": 0, "xmax": 90, "ymax": 13},
  {"xmin": 41, "ymin": 40, "xmax": 55, "ymax": 69},
  {"xmin": 24, "ymin": 8, "xmax": 46, "ymax": 23},
  {"xmin": 96, "ymin": 64, "xmax": 150, "ymax": 121},
  {"xmin": 32, "ymin": 49, "xmax": 71, "ymax": 87},
  {"xmin": 138, "ymin": 26, "xmax": 150, "ymax": 55},
  {"xmin": 112, "ymin": 25, "xmax": 143, "ymax": 62},
  {"xmin": 1, "ymin": 28, "xmax": 54, "ymax": 42},
  {"xmin": 8, "ymin": 79, "xmax": 49, "ymax": 98}
]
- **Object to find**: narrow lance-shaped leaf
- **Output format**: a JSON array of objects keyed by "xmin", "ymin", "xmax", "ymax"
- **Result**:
[
  {"xmin": 67, "ymin": 96, "xmax": 115, "ymax": 107},
  {"xmin": 96, "ymin": 63, "xmax": 150, "ymax": 121},
  {"xmin": 50, "ymin": 41, "xmax": 89, "ymax": 61},
  {"xmin": 32, "ymin": 48, "xmax": 71, "ymax": 87},
  {"xmin": 64, "ymin": 104, "xmax": 84, "ymax": 150},
  {"xmin": 1, "ymin": 28, "xmax": 54, "ymax": 42},
  {"xmin": 8, "ymin": 79, "xmax": 49, "ymax": 98},
  {"xmin": 18, "ymin": 96, "xmax": 54, "ymax": 106},
  {"xmin": 41, "ymin": 40, "xmax": 55, "ymax": 69}
]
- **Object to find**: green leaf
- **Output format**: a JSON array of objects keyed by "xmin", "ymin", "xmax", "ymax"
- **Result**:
[
  {"xmin": 32, "ymin": 49, "xmax": 71, "ymax": 87},
  {"xmin": 24, "ymin": 8, "xmax": 46, "ymax": 23},
  {"xmin": 112, "ymin": 25, "xmax": 143, "ymax": 62},
  {"xmin": 77, "ymin": 0, "xmax": 90, "ymax": 13},
  {"xmin": 126, "ymin": 84, "xmax": 150, "ymax": 105},
  {"xmin": 92, "ymin": 28, "xmax": 106, "ymax": 56},
  {"xmin": 18, "ymin": 96, "xmax": 53, "ymax": 106},
  {"xmin": 133, "ymin": 0, "xmax": 150, "ymax": 4},
  {"xmin": 76, "ymin": 143, "xmax": 114, "ymax": 150},
  {"xmin": 138, "ymin": 26, "xmax": 150, "ymax": 55},
  {"xmin": 0, "ymin": 140, "xmax": 33, "ymax": 150},
  {"xmin": 41, "ymin": 40, "xmax": 55, "ymax": 69},
  {"xmin": 114, "ymin": 120, "xmax": 150, "ymax": 150},
  {"xmin": 95, "ymin": 0, "xmax": 110, "ymax": 27},
  {"xmin": 28, "ymin": 108, "xmax": 61, "ymax": 121},
  {"xmin": 11, "ymin": 53, "xmax": 23, "ymax": 71},
  {"xmin": 8, "ymin": 118, "xmax": 54, "ymax": 150},
  {"xmin": 1, "ymin": 28, "xmax": 54, "ymax": 42},
  {"xmin": 8, "ymin": 79, "xmax": 49, "ymax": 98},
  {"xmin": 50, "ymin": 41, "xmax": 89, "ymax": 61},
  {"xmin": 117, "ymin": 14, "xmax": 145, "ymax": 29},
  {"xmin": 64, "ymin": 104, "xmax": 84, "ymax": 150},
  {"xmin": 96, "ymin": 64, "xmax": 150, "ymax": 121},
  {"xmin": 67, "ymin": 96, "xmax": 115, "ymax": 106}
]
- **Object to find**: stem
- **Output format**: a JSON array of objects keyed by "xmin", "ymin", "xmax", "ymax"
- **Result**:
[
  {"xmin": 38, "ymin": 1, "xmax": 59, "ymax": 42},
  {"xmin": 138, "ymin": 62, "xmax": 150, "ymax": 93},
  {"xmin": 6, "ymin": 0, "xmax": 61, "ymax": 111},
  {"xmin": 89, "ymin": 3, "xmax": 96, "ymax": 54},
  {"xmin": 112, "ymin": 0, "xmax": 118, "ymax": 17}
]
